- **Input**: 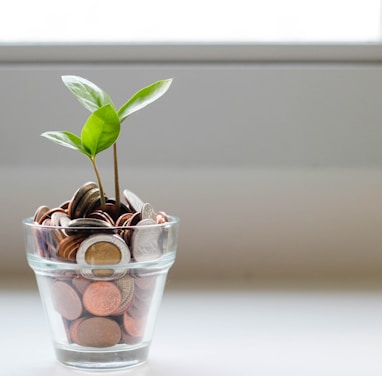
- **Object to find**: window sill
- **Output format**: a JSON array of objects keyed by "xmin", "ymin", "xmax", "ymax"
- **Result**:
[{"xmin": 1, "ymin": 42, "xmax": 382, "ymax": 63}]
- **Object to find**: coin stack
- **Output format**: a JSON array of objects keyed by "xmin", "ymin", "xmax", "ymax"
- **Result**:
[
  {"xmin": 50, "ymin": 273, "xmax": 156, "ymax": 347},
  {"xmin": 32, "ymin": 182, "xmax": 173, "ymax": 348},
  {"xmin": 33, "ymin": 182, "xmax": 171, "ymax": 264}
]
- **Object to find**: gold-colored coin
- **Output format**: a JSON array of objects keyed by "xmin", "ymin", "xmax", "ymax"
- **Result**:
[{"xmin": 76, "ymin": 234, "xmax": 130, "ymax": 279}]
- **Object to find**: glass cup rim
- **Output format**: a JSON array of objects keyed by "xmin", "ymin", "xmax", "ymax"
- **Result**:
[
  {"xmin": 23, "ymin": 215, "xmax": 179, "ymax": 271},
  {"xmin": 22, "ymin": 215, "xmax": 180, "ymax": 230}
]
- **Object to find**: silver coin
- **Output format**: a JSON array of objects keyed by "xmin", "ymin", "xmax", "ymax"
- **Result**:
[
  {"xmin": 68, "ymin": 182, "xmax": 98, "ymax": 218},
  {"xmin": 76, "ymin": 233, "xmax": 130, "ymax": 280},
  {"xmin": 131, "ymin": 219, "xmax": 162, "ymax": 262},
  {"xmin": 123, "ymin": 189, "xmax": 144, "ymax": 213},
  {"xmin": 75, "ymin": 187, "xmax": 101, "ymax": 218},
  {"xmin": 141, "ymin": 203, "xmax": 156, "ymax": 221},
  {"xmin": 51, "ymin": 211, "xmax": 71, "ymax": 227}
]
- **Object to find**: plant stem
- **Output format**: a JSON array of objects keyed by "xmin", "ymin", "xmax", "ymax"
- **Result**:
[
  {"xmin": 113, "ymin": 143, "xmax": 121, "ymax": 217},
  {"xmin": 91, "ymin": 157, "xmax": 106, "ymax": 210}
]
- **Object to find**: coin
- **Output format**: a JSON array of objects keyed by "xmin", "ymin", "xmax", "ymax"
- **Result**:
[
  {"xmin": 102, "ymin": 199, "xmax": 131, "ymax": 221},
  {"xmin": 115, "ymin": 212, "xmax": 133, "ymax": 227},
  {"xmin": 74, "ymin": 187, "xmax": 101, "ymax": 218},
  {"xmin": 131, "ymin": 219, "xmax": 162, "ymax": 262},
  {"xmin": 76, "ymin": 234, "xmax": 130, "ymax": 279},
  {"xmin": 82, "ymin": 281, "xmax": 122, "ymax": 316},
  {"xmin": 66, "ymin": 218, "xmax": 113, "ymax": 236},
  {"xmin": 123, "ymin": 189, "xmax": 144, "ymax": 213},
  {"xmin": 118, "ymin": 211, "xmax": 141, "ymax": 246},
  {"xmin": 70, "ymin": 317, "xmax": 121, "ymax": 348},
  {"xmin": 57, "ymin": 233, "xmax": 86, "ymax": 261},
  {"xmin": 72, "ymin": 276, "xmax": 91, "ymax": 295},
  {"xmin": 59, "ymin": 200, "xmax": 70, "ymax": 210},
  {"xmin": 68, "ymin": 316, "xmax": 87, "ymax": 344},
  {"xmin": 141, "ymin": 203, "xmax": 157, "ymax": 221},
  {"xmin": 33, "ymin": 205, "xmax": 50, "ymax": 224},
  {"xmin": 50, "ymin": 211, "xmax": 71, "ymax": 227},
  {"xmin": 39, "ymin": 207, "xmax": 67, "ymax": 224},
  {"xmin": 123, "ymin": 313, "xmax": 145, "ymax": 337},
  {"xmin": 121, "ymin": 330, "xmax": 142, "ymax": 345},
  {"xmin": 112, "ymin": 275, "xmax": 135, "ymax": 315},
  {"xmin": 155, "ymin": 211, "xmax": 170, "ymax": 224},
  {"xmin": 51, "ymin": 281, "xmax": 82, "ymax": 320},
  {"xmin": 68, "ymin": 182, "xmax": 98, "ymax": 219},
  {"xmin": 87, "ymin": 209, "xmax": 115, "ymax": 225}
]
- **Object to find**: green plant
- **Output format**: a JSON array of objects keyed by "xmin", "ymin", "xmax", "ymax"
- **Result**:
[{"xmin": 42, "ymin": 75, "xmax": 173, "ymax": 211}]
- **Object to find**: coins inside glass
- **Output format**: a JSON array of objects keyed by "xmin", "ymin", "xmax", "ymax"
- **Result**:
[
  {"xmin": 141, "ymin": 203, "xmax": 157, "ymax": 221},
  {"xmin": 68, "ymin": 182, "xmax": 99, "ymax": 218},
  {"xmin": 123, "ymin": 189, "xmax": 144, "ymax": 213},
  {"xmin": 131, "ymin": 219, "xmax": 162, "ymax": 262}
]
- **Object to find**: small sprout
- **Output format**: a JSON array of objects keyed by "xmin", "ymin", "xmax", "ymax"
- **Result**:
[{"xmin": 42, "ymin": 75, "xmax": 173, "ymax": 212}]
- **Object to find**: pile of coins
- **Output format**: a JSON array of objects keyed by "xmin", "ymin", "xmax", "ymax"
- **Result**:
[
  {"xmin": 33, "ymin": 182, "xmax": 172, "ymax": 267},
  {"xmin": 31, "ymin": 182, "xmax": 176, "ymax": 348},
  {"xmin": 51, "ymin": 273, "xmax": 156, "ymax": 347}
]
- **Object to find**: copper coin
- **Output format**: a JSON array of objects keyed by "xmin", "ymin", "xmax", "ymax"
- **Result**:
[
  {"xmin": 87, "ymin": 209, "xmax": 115, "ymax": 225},
  {"xmin": 121, "ymin": 330, "xmax": 142, "ymax": 345},
  {"xmin": 123, "ymin": 313, "xmax": 145, "ymax": 337},
  {"xmin": 72, "ymin": 276, "xmax": 91, "ymax": 295},
  {"xmin": 57, "ymin": 234, "xmax": 86, "ymax": 261},
  {"xmin": 82, "ymin": 282, "xmax": 122, "ymax": 316},
  {"xmin": 156, "ymin": 211, "xmax": 170, "ymax": 224},
  {"xmin": 39, "ymin": 207, "xmax": 67, "ymax": 224},
  {"xmin": 71, "ymin": 317, "xmax": 121, "ymax": 348},
  {"xmin": 59, "ymin": 200, "xmax": 70, "ymax": 210},
  {"xmin": 127, "ymin": 211, "xmax": 142, "ymax": 227},
  {"xmin": 102, "ymin": 199, "xmax": 131, "ymax": 222},
  {"xmin": 33, "ymin": 205, "xmax": 50, "ymax": 224},
  {"xmin": 37, "ymin": 227, "xmax": 63, "ymax": 258},
  {"xmin": 115, "ymin": 212, "xmax": 133, "ymax": 227},
  {"xmin": 69, "ymin": 316, "xmax": 88, "ymax": 344},
  {"xmin": 51, "ymin": 281, "xmax": 82, "ymax": 320}
]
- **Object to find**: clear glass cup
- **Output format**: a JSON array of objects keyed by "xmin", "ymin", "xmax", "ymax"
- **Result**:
[{"xmin": 22, "ymin": 216, "xmax": 179, "ymax": 370}]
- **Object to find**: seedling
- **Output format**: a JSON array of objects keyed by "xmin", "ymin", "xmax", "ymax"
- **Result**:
[{"xmin": 42, "ymin": 75, "xmax": 172, "ymax": 211}]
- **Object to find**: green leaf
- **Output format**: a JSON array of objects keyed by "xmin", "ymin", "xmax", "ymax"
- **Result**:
[
  {"xmin": 118, "ymin": 78, "xmax": 173, "ymax": 122},
  {"xmin": 41, "ymin": 131, "xmax": 90, "ymax": 157},
  {"xmin": 81, "ymin": 104, "xmax": 120, "ymax": 157},
  {"xmin": 62, "ymin": 75, "xmax": 115, "ymax": 112}
]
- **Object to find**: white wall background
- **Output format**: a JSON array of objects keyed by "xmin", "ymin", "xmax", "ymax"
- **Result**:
[{"xmin": 2, "ymin": 61, "xmax": 382, "ymax": 281}]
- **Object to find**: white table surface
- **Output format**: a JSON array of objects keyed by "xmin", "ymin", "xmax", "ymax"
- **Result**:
[{"xmin": 1, "ymin": 279, "xmax": 382, "ymax": 376}]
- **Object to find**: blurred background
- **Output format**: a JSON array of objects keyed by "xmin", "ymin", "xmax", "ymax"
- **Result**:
[{"xmin": 1, "ymin": 0, "xmax": 382, "ymax": 284}]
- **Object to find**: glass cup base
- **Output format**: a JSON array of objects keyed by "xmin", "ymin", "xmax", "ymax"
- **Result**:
[{"xmin": 54, "ymin": 343, "xmax": 149, "ymax": 370}]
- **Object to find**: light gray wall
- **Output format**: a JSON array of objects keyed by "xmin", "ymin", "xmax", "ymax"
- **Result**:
[{"xmin": 2, "ymin": 62, "xmax": 382, "ymax": 281}]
